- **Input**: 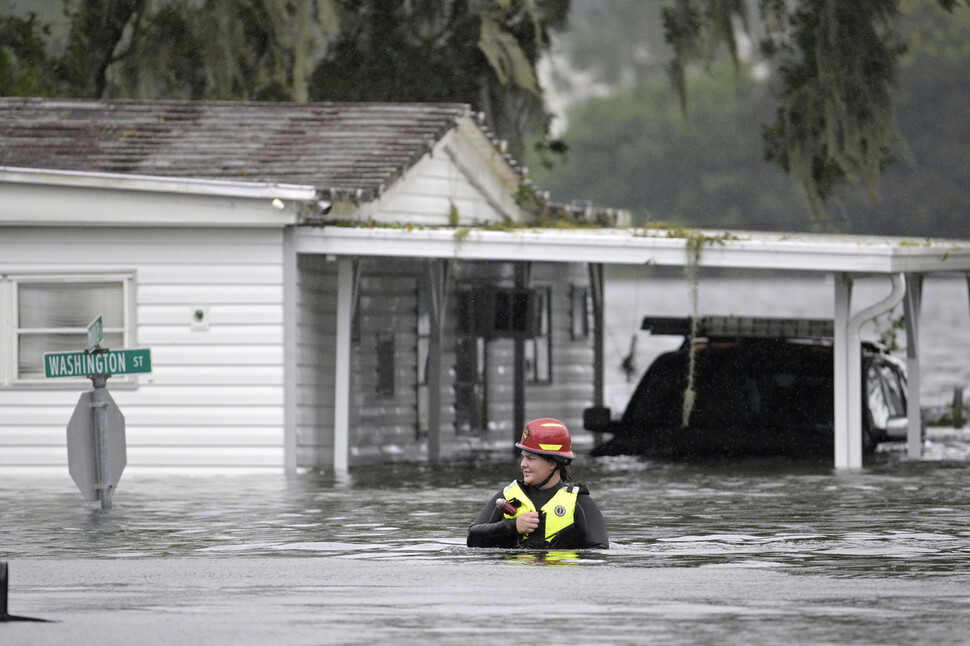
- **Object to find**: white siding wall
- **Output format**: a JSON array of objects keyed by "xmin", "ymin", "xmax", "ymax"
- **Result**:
[
  {"xmin": 0, "ymin": 226, "xmax": 286, "ymax": 472},
  {"xmin": 349, "ymin": 128, "xmax": 524, "ymax": 227},
  {"xmin": 294, "ymin": 254, "xmax": 337, "ymax": 469}
]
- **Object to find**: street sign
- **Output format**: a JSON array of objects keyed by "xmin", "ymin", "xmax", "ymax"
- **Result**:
[
  {"xmin": 66, "ymin": 390, "xmax": 126, "ymax": 502},
  {"xmin": 87, "ymin": 316, "xmax": 103, "ymax": 352},
  {"xmin": 44, "ymin": 348, "xmax": 152, "ymax": 378}
]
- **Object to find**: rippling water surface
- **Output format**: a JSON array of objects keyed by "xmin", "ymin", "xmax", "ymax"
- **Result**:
[
  {"xmin": 5, "ymin": 441, "xmax": 970, "ymax": 645},
  {"xmin": 5, "ymin": 275, "xmax": 970, "ymax": 645}
]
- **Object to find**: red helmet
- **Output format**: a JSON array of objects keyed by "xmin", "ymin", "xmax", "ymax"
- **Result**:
[{"xmin": 515, "ymin": 418, "xmax": 575, "ymax": 461}]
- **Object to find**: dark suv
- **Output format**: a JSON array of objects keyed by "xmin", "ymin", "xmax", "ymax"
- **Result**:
[{"xmin": 584, "ymin": 316, "xmax": 909, "ymax": 459}]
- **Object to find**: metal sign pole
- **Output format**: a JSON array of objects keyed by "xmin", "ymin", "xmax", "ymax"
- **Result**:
[
  {"xmin": 85, "ymin": 321, "xmax": 110, "ymax": 508},
  {"xmin": 90, "ymin": 368, "xmax": 113, "ymax": 510}
]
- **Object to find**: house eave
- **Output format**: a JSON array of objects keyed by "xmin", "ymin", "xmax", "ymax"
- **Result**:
[
  {"xmin": 0, "ymin": 166, "xmax": 319, "ymax": 201},
  {"xmin": 0, "ymin": 167, "xmax": 319, "ymax": 227}
]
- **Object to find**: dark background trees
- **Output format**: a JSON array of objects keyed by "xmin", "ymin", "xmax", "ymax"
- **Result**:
[
  {"xmin": 0, "ymin": 0, "xmax": 568, "ymax": 160},
  {"xmin": 530, "ymin": 0, "xmax": 970, "ymax": 236}
]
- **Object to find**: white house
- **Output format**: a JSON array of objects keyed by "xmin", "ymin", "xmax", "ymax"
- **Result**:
[
  {"xmin": 0, "ymin": 97, "xmax": 624, "ymax": 474},
  {"xmin": 3, "ymin": 97, "xmax": 970, "ymax": 474}
]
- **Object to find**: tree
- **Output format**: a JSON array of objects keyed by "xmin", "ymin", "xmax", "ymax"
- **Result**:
[
  {"xmin": 831, "ymin": 1, "xmax": 970, "ymax": 237},
  {"xmin": 662, "ymin": 0, "xmax": 970, "ymax": 230},
  {"xmin": 530, "ymin": 0, "xmax": 970, "ymax": 236},
  {"xmin": 0, "ymin": 0, "xmax": 568, "ymax": 161},
  {"xmin": 308, "ymin": 0, "xmax": 568, "ymax": 160},
  {"xmin": 527, "ymin": 62, "xmax": 807, "ymax": 230},
  {"xmin": 0, "ymin": 12, "xmax": 57, "ymax": 96}
]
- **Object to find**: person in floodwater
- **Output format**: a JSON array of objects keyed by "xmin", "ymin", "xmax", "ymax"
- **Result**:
[{"xmin": 467, "ymin": 418, "xmax": 609, "ymax": 549}]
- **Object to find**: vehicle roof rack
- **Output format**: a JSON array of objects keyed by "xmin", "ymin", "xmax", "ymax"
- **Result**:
[{"xmin": 641, "ymin": 316, "xmax": 834, "ymax": 339}]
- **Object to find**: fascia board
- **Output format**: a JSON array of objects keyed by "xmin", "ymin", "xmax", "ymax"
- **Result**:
[
  {"xmin": 295, "ymin": 226, "xmax": 970, "ymax": 275},
  {"xmin": 0, "ymin": 166, "xmax": 318, "ymax": 200},
  {"xmin": 1, "ymin": 182, "xmax": 303, "ymax": 227}
]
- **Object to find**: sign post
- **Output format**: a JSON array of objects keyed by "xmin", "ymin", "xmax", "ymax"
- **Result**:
[{"xmin": 46, "ymin": 317, "xmax": 151, "ymax": 510}]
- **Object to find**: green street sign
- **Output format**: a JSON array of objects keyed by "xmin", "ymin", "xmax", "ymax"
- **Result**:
[
  {"xmin": 44, "ymin": 348, "xmax": 152, "ymax": 378},
  {"xmin": 87, "ymin": 316, "xmax": 103, "ymax": 351}
]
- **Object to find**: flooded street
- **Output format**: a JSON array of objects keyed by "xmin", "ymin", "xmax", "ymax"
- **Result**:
[
  {"xmin": 4, "ymin": 449, "xmax": 970, "ymax": 645},
  {"xmin": 5, "ymin": 275, "xmax": 970, "ymax": 644}
]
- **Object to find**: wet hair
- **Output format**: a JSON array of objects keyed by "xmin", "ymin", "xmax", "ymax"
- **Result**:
[
  {"xmin": 558, "ymin": 461, "xmax": 573, "ymax": 482},
  {"xmin": 547, "ymin": 454, "xmax": 572, "ymax": 482}
]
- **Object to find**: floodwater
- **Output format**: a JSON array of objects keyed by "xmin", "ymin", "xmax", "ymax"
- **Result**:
[{"xmin": 4, "ymin": 275, "xmax": 970, "ymax": 645}]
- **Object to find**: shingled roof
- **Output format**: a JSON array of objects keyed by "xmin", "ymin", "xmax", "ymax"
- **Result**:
[{"xmin": 0, "ymin": 97, "xmax": 478, "ymax": 202}]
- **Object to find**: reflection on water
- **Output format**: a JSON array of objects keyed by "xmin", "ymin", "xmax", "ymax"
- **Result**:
[{"xmin": 4, "ymin": 429, "xmax": 970, "ymax": 575}]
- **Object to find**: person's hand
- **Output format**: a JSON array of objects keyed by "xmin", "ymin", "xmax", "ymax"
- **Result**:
[{"xmin": 515, "ymin": 511, "xmax": 540, "ymax": 534}]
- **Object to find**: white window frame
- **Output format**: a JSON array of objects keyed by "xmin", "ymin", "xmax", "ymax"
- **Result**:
[{"xmin": 1, "ymin": 272, "xmax": 136, "ymax": 387}]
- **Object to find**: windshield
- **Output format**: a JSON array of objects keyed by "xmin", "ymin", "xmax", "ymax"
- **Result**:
[{"xmin": 621, "ymin": 342, "xmax": 834, "ymax": 431}]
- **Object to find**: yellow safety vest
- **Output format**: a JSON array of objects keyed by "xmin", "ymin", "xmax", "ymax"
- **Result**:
[{"xmin": 502, "ymin": 480, "xmax": 580, "ymax": 545}]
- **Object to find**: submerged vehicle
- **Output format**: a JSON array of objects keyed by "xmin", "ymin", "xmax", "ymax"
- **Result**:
[{"xmin": 585, "ymin": 316, "xmax": 909, "ymax": 459}]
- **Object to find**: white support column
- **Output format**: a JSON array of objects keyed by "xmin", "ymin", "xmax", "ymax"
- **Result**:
[
  {"xmin": 425, "ymin": 259, "xmax": 449, "ymax": 466},
  {"xmin": 333, "ymin": 257, "xmax": 354, "ymax": 474},
  {"xmin": 833, "ymin": 273, "xmax": 853, "ymax": 469},
  {"xmin": 588, "ymin": 263, "xmax": 605, "ymax": 448},
  {"xmin": 589, "ymin": 263, "xmax": 605, "ymax": 409},
  {"xmin": 904, "ymin": 274, "xmax": 923, "ymax": 459},
  {"xmin": 282, "ymin": 226, "xmax": 298, "ymax": 473}
]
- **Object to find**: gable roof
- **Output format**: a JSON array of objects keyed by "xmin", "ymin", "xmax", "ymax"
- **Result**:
[{"xmin": 0, "ymin": 97, "xmax": 476, "ymax": 203}]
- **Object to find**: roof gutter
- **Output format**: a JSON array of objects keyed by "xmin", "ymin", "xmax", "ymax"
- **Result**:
[{"xmin": 0, "ymin": 166, "xmax": 319, "ymax": 201}]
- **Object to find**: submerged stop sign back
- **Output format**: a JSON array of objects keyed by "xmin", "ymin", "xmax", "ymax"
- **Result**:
[{"xmin": 66, "ymin": 390, "xmax": 127, "ymax": 501}]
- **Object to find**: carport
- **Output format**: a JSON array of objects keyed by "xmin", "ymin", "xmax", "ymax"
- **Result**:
[{"xmin": 296, "ymin": 225, "xmax": 970, "ymax": 470}]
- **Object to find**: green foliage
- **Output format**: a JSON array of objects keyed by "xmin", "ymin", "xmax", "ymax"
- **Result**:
[
  {"xmin": 660, "ymin": 0, "xmax": 970, "ymax": 230},
  {"xmin": 533, "ymin": 0, "xmax": 970, "ymax": 235},
  {"xmin": 0, "ymin": 12, "xmax": 55, "ymax": 96},
  {"xmin": 58, "ymin": 0, "xmax": 149, "ymax": 98},
  {"xmin": 0, "ymin": 0, "xmax": 569, "ymax": 157},
  {"xmin": 830, "ymin": 1, "xmax": 970, "ymax": 237},
  {"xmin": 874, "ymin": 309, "xmax": 905, "ymax": 352}
]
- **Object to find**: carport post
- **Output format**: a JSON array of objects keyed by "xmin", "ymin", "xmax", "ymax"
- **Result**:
[
  {"xmin": 512, "ymin": 262, "xmax": 531, "ymax": 444},
  {"xmin": 425, "ymin": 260, "xmax": 449, "ymax": 465},
  {"xmin": 904, "ymin": 274, "xmax": 923, "ymax": 459},
  {"xmin": 333, "ymin": 257, "xmax": 355, "ymax": 474},
  {"xmin": 589, "ymin": 263, "xmax": 605, "ymax": 424},
  {"xmin": 833, "ymin": 273, "xmax": 853, "ymax": 469}
]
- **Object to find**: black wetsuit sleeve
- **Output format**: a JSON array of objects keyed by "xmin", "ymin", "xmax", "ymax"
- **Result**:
[
  {"xmin": 576, "ymin": 494, "xmax": 609, "ymax": 549},
  {"xmin": 466, "ymin": 491, "xmax": 519, "ymax": 548}
]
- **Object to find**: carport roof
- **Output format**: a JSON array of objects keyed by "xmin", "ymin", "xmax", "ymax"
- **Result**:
[{"xmin": 295, "ymin": 226, "xmax": 970, "ymax": 275}]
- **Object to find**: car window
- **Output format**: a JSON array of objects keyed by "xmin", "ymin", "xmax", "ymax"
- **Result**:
[
  {"xmin": 879, "ymin": 363, "xmax": 906, "ymax": 416},
  {"xmin": 867, "ymin": 364, "xmax": 891, "ymax": 429},
  {"xmin": 623, "ymin": 343, "xmax": 834, "ymax": 430}
]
